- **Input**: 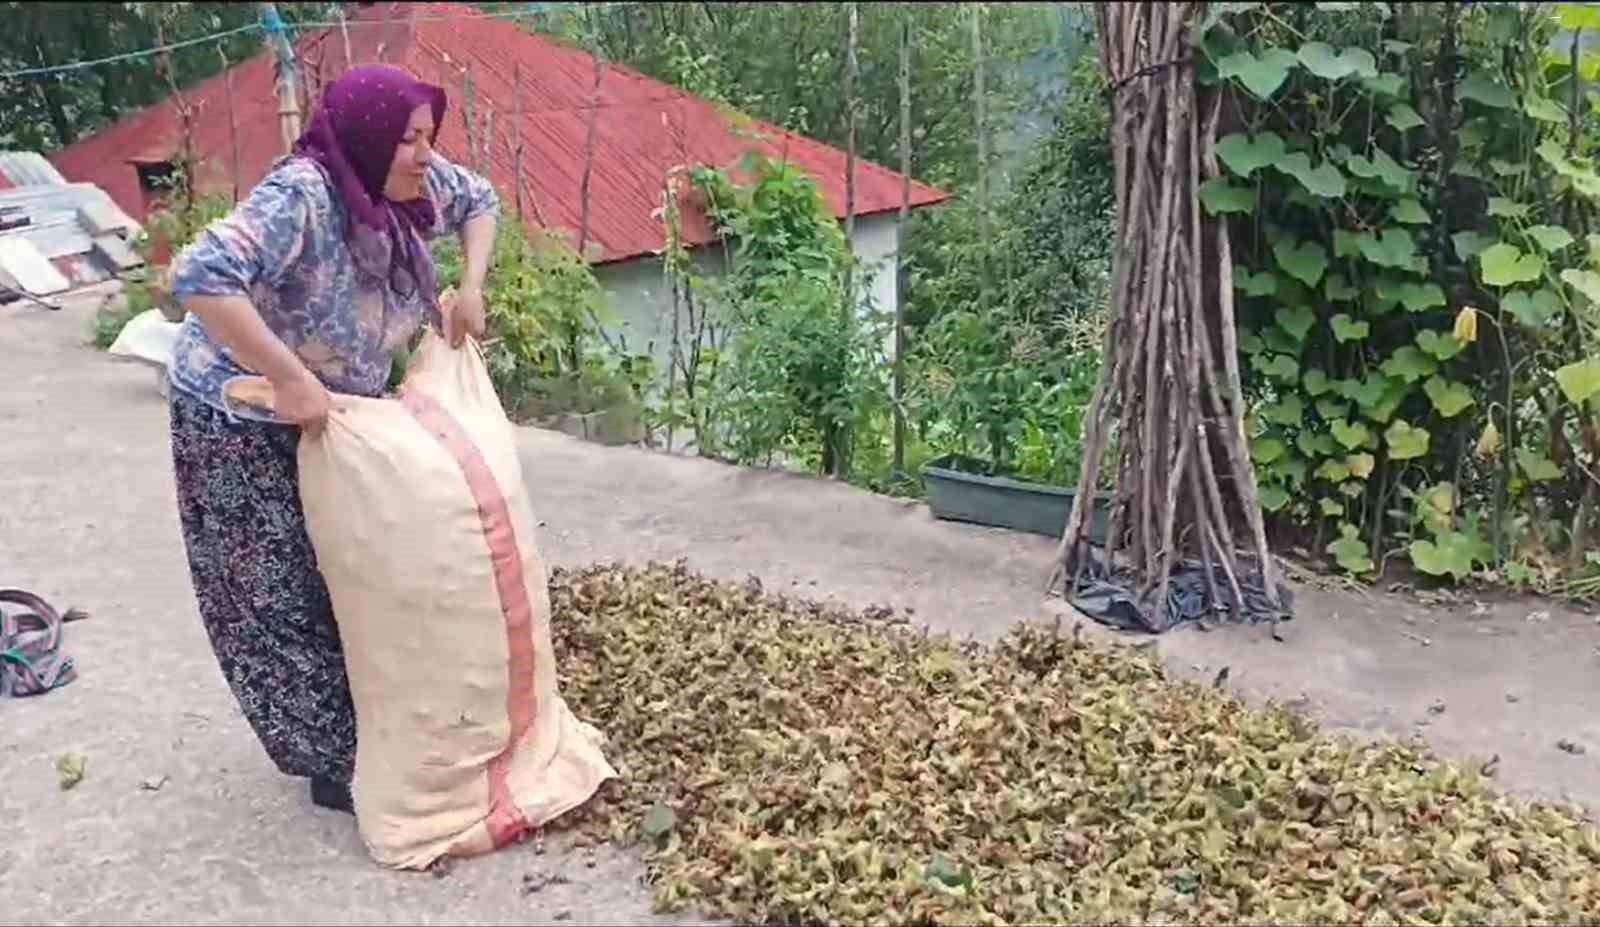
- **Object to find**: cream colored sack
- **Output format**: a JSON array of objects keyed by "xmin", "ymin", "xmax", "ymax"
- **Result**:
[{"xmin": 226, "ymin": 330, "xmax": 616, "ymax": 870}]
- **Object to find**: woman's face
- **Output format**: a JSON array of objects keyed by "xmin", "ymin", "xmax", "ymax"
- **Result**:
[{"xmin": 383, "ymin": 104, "xmax": 434, "ymax": 202}]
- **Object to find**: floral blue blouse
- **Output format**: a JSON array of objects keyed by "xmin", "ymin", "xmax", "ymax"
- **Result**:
[{"xmin": 167, "ymin": 153, "xmax": 498, "ymax": 423}]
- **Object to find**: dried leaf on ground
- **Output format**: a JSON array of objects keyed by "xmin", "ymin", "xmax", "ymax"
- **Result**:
[
  {"xmin": 56, "ymin": 754, "xmax": 85, "ymax": 791},
  {"xmin": 546, "ymin": 562, "xmax": 1600, "ymax": 926}
]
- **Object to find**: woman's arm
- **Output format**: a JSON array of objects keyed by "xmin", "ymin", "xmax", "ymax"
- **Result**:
[
  {"xmin": 171, "ymin": 171, "xmax": 332, "ymax": 433},
  {"xmin": 447, "ymin": 211, "xmax": 496, "ymax": 346},
  {"xmin": 425, "ymin": 156, "xmax": 500, "ymax": 346}
]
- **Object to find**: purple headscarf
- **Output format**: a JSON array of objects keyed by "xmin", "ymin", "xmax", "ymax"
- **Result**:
[{"xmin": 293, "ymin": 64, "xmax": 447, "ymax": 308}]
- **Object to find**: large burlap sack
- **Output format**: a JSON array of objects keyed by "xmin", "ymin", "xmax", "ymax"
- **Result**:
[{"xmin": 225, "ymin": 330, "xmax": 616, "ymax": 869}]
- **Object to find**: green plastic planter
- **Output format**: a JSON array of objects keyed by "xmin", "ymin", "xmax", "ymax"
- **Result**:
[{"xmin": 922, "ymin": 454, "xmax": 1110, "ymax": 541}]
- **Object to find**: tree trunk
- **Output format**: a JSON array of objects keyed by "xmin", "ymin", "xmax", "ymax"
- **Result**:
[{"xmin": 1050, "ymin": 2, "xmax": 1286, "ymax": 634}]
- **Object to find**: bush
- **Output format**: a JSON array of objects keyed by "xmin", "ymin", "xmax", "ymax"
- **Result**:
[{"xmin": 429, "ymin": 219, "xmax": 634, "ymax": 422}]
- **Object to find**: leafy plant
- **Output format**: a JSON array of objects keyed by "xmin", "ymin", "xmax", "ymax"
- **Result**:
[
  {"xmin": 670, "ymin": 152, "xmax": 886, "ymax": 477},
  {"xmin": 430, "ymin": 219, "xmax": 626, "ymax": 421},
  {"xmin": 1200, "ymin": 2, "xmax": 1600, "ymax": 586}
]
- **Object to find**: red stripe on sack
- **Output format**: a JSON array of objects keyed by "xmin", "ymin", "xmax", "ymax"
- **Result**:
[{"xmin": 401, "ymin": 388, "xmax": 536, "ymax": 849}]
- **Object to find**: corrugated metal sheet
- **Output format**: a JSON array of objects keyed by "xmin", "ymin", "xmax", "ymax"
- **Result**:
[
  {"xmin": 50, "ymin": 2, "xmax": 948, "ymax": 266},
  {"xmin": 0, "ymin": 152, "xmax": 68, "ymax": 189},
  {"xmin": 0, "ymin": 152, "xmax": 143, "ymax": 293}
]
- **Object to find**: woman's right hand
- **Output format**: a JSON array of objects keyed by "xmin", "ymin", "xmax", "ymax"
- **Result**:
[{"xmin": 272, "ymin": 368, "xmax": 333, "ymax": 438}]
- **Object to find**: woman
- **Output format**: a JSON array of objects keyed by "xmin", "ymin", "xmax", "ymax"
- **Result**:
[{"xmin": 167, "ymin": 65, "xmax": 498, "ymax": 813}]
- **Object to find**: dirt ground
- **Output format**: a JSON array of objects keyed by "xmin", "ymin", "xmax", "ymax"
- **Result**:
[{"xmin": 2, "ymin": 290, "xmax": 1597, "ymax": 926}]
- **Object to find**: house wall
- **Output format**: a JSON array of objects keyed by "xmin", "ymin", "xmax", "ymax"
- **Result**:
[{"xmin": 593, "ymin": 211, "xmax": 903, "ymax": 381}]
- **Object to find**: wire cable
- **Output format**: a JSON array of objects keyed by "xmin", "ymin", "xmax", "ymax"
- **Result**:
[{"xmin": 0, "ymin": 3, "xmax": 638, "ymax": 81}]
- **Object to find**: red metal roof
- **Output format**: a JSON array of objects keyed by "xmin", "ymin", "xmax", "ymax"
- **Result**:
[{"xmin": 49, "ymin": 3, "xmax": 947, "ymax": 265}]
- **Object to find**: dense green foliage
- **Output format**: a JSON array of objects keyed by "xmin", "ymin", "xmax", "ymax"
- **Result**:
[
  {"xmin": 904, "ymin": 50, "xmax": 1113, "ymax": 486},
  {"xmin": 1200, "ymin": 2, "xmax": 1600, "ymax": 593}
]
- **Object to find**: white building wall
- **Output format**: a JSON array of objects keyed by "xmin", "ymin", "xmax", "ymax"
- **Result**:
[{"xmin": 592, "ymin": 210, "xmax": 904, "ymax": 381}]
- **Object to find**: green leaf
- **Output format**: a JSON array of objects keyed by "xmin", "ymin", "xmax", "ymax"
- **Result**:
[
  {"xmin": 1389, "ymin": 198, "xmax": 1430, "ymax": 224},
  {"xmin": 1479, "ymin": 243, "xmax": 1545, "ymax": 287},
  {"xmin": 1515, "ymin": 448, "xmax": 1562, "ymax": 481},
  {"xmin": 1275, "ymin": 151, "xmax": 1347, "ymax": 198},
  {"xmin": 1331, "ymin": 314, "xmax": 1369, "ymax": 342},
  {"xmin": 1415, "ymin": 330, "xmax": 1465, "ymax": 361},
  {"xmin": 1372, "ymin": 276, "xmax": 1407, "ymax": 312},
  {"xmin": 1554, "ymin": 358, "xmax": 1600, "ymax": 404},
  {"xmin": 1385, "ymin": 419, "xmax": 1431, "ymax": 460},
  {"xmin": 1333, "ymin": 229, "xmax": 1363, "ymax": 259},
  {"xmin": 1332, "ymin": 419, "xmax": 1370, "ymax": 450},
  {"xmin": 1316, "ymin": 458, "xmax": 1352, "ymax": 481},
  {"xmin": 1460, "ymin": 72, "xmax": 1516, "ymax": 109},
  {"xmin": 1258, "ymin": 485, "xmax": 1291, "ymax": 512},
  {"xmin": 1298, "ymin": 430, "xmax": 1337, "ymax": 456},
  {"xmin": 1217, "ymin": 48, "xmax": 1300, "ymax": 99},
  {"xmin": 1199, "ymin": 178, "xmax": 1256, "ymax": 215},
  {"xmin": 1315, "ymin": 398, "xmax": 1348, "ymax": 421},
  {"xmin": 1560, "ymin": 268, "xmax": 1600, "ymax": 303},
  {"xmin": 1536, "ymin": 137, "xmax": 1600, "ymax": 197},
  {"xmin": 1358, "ymin": 228, "xmax": 1418, "ymax": 269},
  {"xmin": 1274, "ymin": 456, "xmax": 1309, "ymax": 485},
  {"xmin": 1360, "ymin": 72, "xmax": 1406, "ymax": 98},
  {"xmin": 1558, "ymin": 2, "xmax": 1600, "ymax": 29},
  {"xmin": 1262, "ymin": 394, "xmax": 1305, "ymax": 426},
  {"xmin": 1234, "ymin": 268, "xmax": 1279, "ymax": 296},
  {"xmin": 1297, "ymin": 42, "xmax": 1378, "ymax": 80},
  {"xmin": 1198, "ymin": 1, "xmax": 1263, "ymax": 34},
  {"xmin": 1251, "ymin": 436, "xmax": 1288, "ymax": 465},
  {"xmin": 1255, "ymin": 354, "xmax": 1300, "ymax": 382},
  {"xmin": 1328, "ymin": 524, "xmax": 1374, "ymax": 575},
  {"xmin": 1386, "ymin": 103, "xmax": 1425, "ymax": 131},
  {"xmin": 1320, "ymin": 497, "xmax": 1346, "ymax": 516},
  {"xmin": 641, "ymin": 802, "xmax": 678, "ymax": 842},
  {"xmin": 1409, "ymin": 533, "xmax": 1487, "ymax": 580},
  {"xmin": 1262, "ymin": 325, "xmax": 1300, "ymax": 355},
  {"xmin": 1274, "ymin": 305, "xmax": 1316, "ymax": 341},
  {"xmin": 1489, "ymin": 158, "xmax": 1527, "ymax": 177},
  {"xmin": 1346, "ymin": 452, "xmax": 1376, "ymax": 479},
  {"xmin": 1503, "ymin": 288, "xmax": 1563, "ymax": 328},
  {"xmin": 1216, "ymin": 132, "xmax": 1288, "ymax": 177},
  {"xmin": 1452, "ymin": 230, "xmax": 1497, "ymax": 261},
  {"xmin": 1487, "ymin": 197, "xmax": 1531, "ymax": 219},
  {"xmin": 1363, "ymin": 378, "xmax": 1411, "ymax": 424},
  {"xmin": 1525, "ymin": 224, "xmax": 1576, "ymax": 253},
  {"xmin": 1303, "ymin": 368, "xmax": 1332, "ymax": 396},
  {"xmin": 1324, "ymin": 273, "xmax": 1359, "ymax": 301},
  {"xmin": 1342, "ymin": 373, "xmax": 1390, "ymax": 411},
  {"xmin": 1346, "ymin": 148, "xmax": 1413, "ymax": 192},
  {"xmin": 1381, "ymin": 346, "xmax": 1438, "ymax": 383},
  {"xmin": 926, "ymin": 854, "xmax": 975, "ymax": 891},
  {"xmin": 1273, "ymin": 238, "xmax": 1329, "ymax": 286},
  {"xmin": 1399, "ymin": 282, "xmax": 1446, "ymax": 313},
  {"xmin": 1423, "ymin": 376, "xmax": 1474, "ymax": 417},
  {"xmin": 1239, "ymin": 331, "xmax": 1266, "ymax": 355},
  {"xmin": 1524, "ymin": 94, "xmax": 1570, "ymax": 123}
]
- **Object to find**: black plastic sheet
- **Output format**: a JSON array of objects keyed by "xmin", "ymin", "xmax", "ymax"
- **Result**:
[{"xmin": 1067, "ymin": 546, "xmax": 1295, "ymax": 634}]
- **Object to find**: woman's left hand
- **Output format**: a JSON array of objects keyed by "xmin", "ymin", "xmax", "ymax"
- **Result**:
[{"xmin": 442, "ymin": 285, "xmax": 486, "ymax": 348}]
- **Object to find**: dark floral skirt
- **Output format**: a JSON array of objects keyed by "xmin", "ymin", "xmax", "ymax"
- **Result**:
[{"xmin": 168, "ymin": 387, "xmax": 356, "ymax": 786}]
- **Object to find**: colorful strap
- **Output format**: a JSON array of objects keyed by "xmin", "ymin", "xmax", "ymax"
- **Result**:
[{"xmin": 0, "ymin": 589, "xmax": 80, "ymax": 697}]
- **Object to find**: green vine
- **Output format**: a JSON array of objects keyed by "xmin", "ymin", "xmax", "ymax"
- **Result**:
[{"xmin": 1199, "ymin": 2, "xmax": 1600, "ymax": 594}]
